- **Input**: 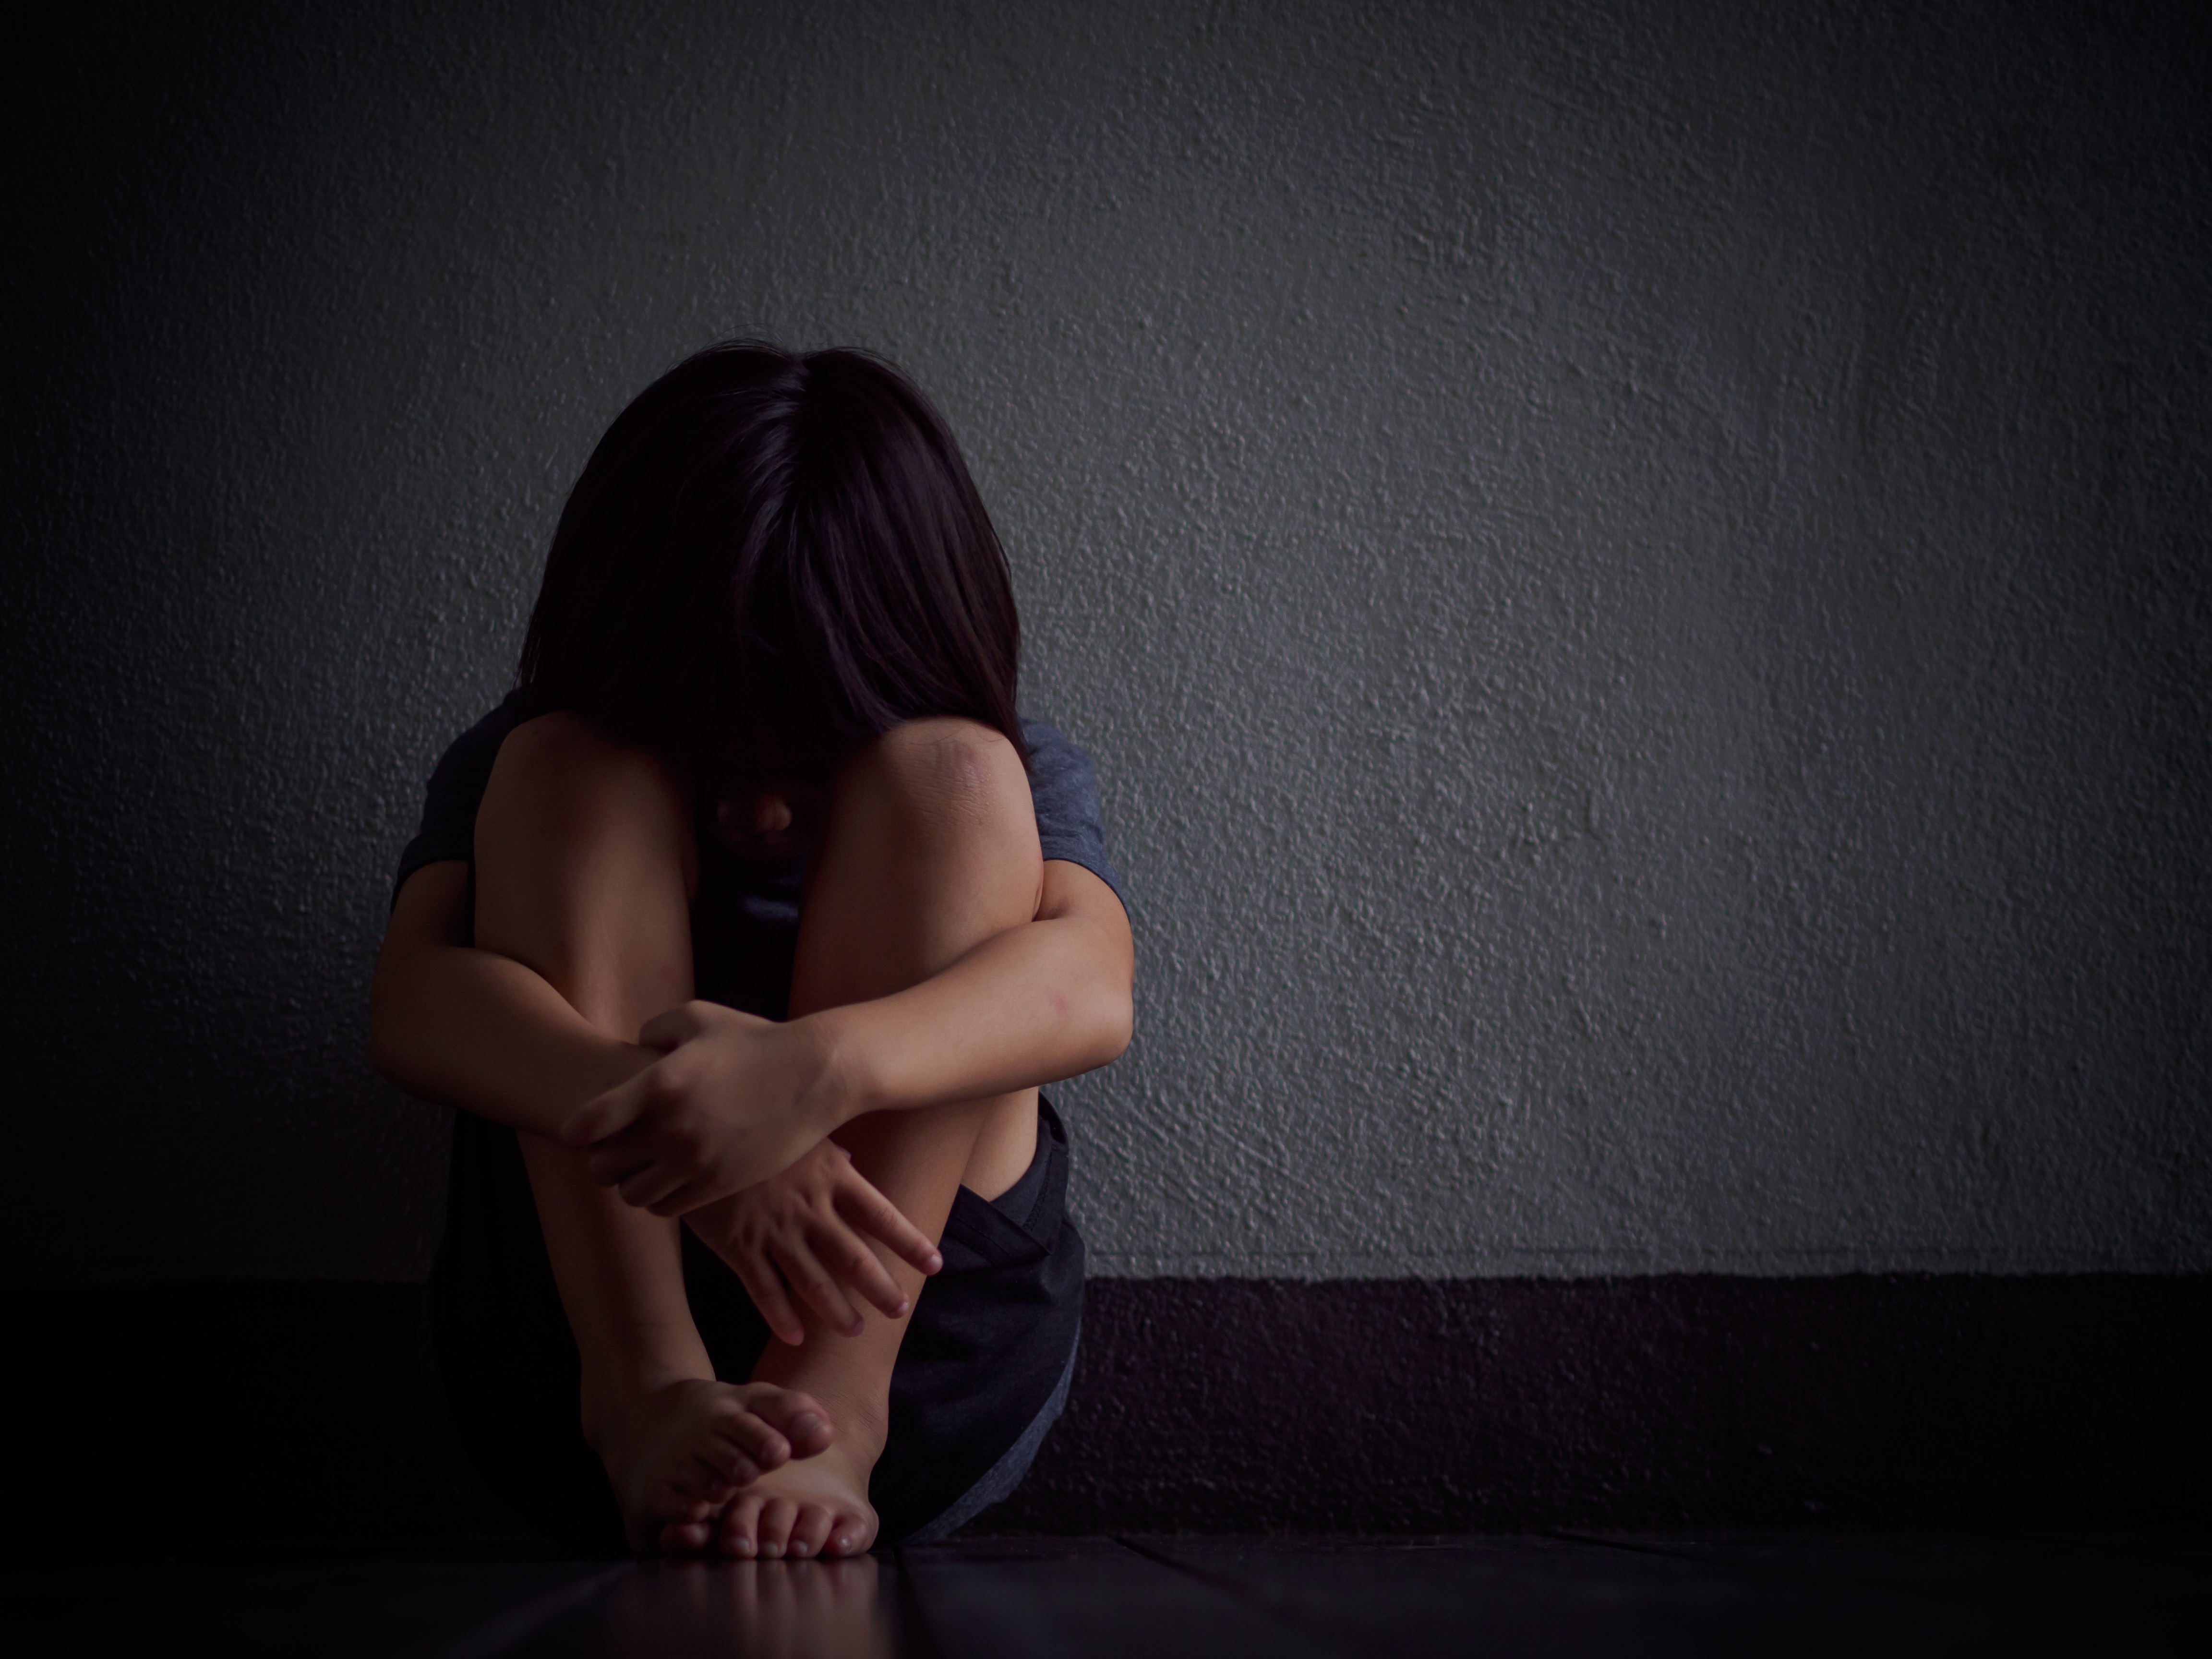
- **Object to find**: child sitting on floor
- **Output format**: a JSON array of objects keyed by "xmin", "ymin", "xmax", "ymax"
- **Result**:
[{"xmin": 370, "ymin": 342, "xmax": 1132, "ymax": 1556}]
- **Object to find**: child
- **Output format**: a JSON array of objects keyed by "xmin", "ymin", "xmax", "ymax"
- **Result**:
[{"xmin": 370, "ymin": 342, "xmax": 1132, "ymax": 1557}]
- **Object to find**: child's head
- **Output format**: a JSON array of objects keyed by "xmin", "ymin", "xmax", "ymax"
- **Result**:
[{"xmin": 517, "ymin": 341, "xmax": 1023, "ymax": 804}]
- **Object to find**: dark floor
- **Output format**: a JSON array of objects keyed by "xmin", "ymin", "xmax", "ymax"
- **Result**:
[
  {"xmin": 13, "ymin": 1280, "xmax": 2209, "ymax": 1555},
  {"xmin": 8, "ymin": 1532, "xmax": 2203, "ymax": 1656}
]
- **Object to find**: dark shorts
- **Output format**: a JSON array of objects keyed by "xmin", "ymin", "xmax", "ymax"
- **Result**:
[{"xmin": 428, "ymin": 1100, "xmax": 1084, "ymax": 1550}]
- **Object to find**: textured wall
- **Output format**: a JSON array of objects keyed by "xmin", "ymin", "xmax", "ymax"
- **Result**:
[{"xmin": 3, "ymin": 0, "xmax": 2207, "ymax": 1282}]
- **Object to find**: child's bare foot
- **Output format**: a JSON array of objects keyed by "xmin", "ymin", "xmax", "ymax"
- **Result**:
[
  {"xmin": 712, "ymin": 1438, "xmax": 879, "ymax": 1560},
  {"xmin": 585, "ymin": 1376, "xmax": 835, "ymax": 1554}
]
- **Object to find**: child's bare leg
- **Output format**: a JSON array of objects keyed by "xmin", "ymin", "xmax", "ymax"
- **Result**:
[
  {"xmin": 717, "ymin": 718, "xmax": 1047, "ymax": 1561},
  {"xmin": 475, "ymin": 714, "xmax": 834, "ymax": 1552}
]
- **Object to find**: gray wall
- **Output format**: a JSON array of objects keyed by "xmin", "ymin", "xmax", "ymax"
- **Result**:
[{"xmin": 5, "ymin": 0, "xmax": 2207, "ymax": 1283}]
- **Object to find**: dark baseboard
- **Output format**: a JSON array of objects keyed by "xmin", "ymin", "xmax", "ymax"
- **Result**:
[
  {"xmin": 3, "ymin": 1274, "xmax": 2203, "ymax": 1553},
  {"xmin": 987, "ymin": 1274, "xmax": 2212, "ymax": 1533}
]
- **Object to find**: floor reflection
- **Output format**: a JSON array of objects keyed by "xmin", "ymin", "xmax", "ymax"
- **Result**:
[{"xmin": 572, "ymin": 1554, "xmax": 895, "ymax": 1658}]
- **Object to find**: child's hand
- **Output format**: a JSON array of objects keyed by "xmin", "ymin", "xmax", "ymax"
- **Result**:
[
  {"xmin": 686, "ymin": 1140, "xmax": 943, "ymax": 1344},
  {"xmin": 560, "ymin": 1000, "xmax": 839, "ymax": 1214}
]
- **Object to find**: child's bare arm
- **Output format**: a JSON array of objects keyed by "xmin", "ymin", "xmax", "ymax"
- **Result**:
[{"xmin": 370, "ymin": 858, "xmax": 654, "ymax": 1138}]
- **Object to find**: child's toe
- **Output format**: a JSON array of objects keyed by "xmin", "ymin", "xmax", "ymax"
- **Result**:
[
  {"xmin": 787, "ymin": 1504, "xmax": 834, "ymax": 1559},
  {"xmin": 745, "ymin": 1386, "xmax": 834, "ymax": 1456},
  {"xmin": 718, "ymin": 1494, "xmax": 764, "ymax": 1557},
  {"xmin": 756, "ymin": 1496, "xmax": 799, "ymax": 1557},
  {"xmin": 710, "ymin": 1406, "xmax": 788, "ymax": 1472},
  {"xmin": 659, "ymin": 1519, "xmax": 713, "ymax": 1554}
]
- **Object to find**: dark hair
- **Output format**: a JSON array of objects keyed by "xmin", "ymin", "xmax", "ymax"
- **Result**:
[{"xmin": 515, "ymin": 341, "xmax": 1024, "ymax": 801}]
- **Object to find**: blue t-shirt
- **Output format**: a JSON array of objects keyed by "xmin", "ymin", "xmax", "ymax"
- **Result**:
[{"xmin": 395, "ymin": 695, "xmax": 1124, "ymax": 1020}]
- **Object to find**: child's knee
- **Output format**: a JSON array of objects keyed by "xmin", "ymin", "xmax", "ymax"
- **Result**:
[
  {"xmin": 844, "ymin": 719, "xmax": 1041, "ymax": 880},
  {"xmin": 481, "ymin": 712, "xmax": 693, "ymax": 875}
]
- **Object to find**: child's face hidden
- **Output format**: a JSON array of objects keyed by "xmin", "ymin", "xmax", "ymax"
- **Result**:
[{"xmin": 716, "ymin": 784, "xmax": 822, "ymax": 858}]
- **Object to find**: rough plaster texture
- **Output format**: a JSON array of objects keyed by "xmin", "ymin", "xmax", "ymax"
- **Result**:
[{"xmin": 3, "ymin": 0, "xmax": 2208, "ymax": 1282}]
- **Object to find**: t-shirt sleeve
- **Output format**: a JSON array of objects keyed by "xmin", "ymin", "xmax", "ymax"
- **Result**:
[
  {"xmin": 392, "ymin": 697, "xmax": 520, "ymax": 903},
  {"xmin": 1022, "ymin": 718, "xmax": 1127, "ymax": 915}
]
